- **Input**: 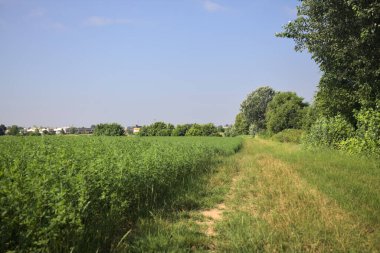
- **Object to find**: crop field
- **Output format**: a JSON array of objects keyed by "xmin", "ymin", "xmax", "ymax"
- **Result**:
[{"xmin": 0, "ymin": 136, "xmax": 242, "ymax": 252}]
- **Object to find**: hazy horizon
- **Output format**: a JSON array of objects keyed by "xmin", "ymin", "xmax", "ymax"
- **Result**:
[{"xmin": 0, "ymin": 0, "xmax": 321, "ymax": 127}]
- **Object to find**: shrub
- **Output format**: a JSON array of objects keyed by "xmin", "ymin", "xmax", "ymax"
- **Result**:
[
  {"xmin": 340, "ymin": 108, "xmax": 380, "ymax": 157},
  {"xmin": 272, "ymin": 129, "xmax": 304, "ymax": 144},
  {"xmin": 303, "ymin": 115, "xmax": 354, "ymax": 148}
]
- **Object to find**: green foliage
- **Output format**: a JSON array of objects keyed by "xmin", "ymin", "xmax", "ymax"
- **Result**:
[
  {"xmin": 303, "ymin": 115, "xmax": 354, "ymax": 149},
  {"xmin": 185, "ymin": 123, "xmax": 219, "ymax": 137},
  {"xmin": 0, "ymin": 136, "xmax": 242, "ymax": 252},
  {"xmin": 7, "ymin": 125, "xmax": 21, "ymax": 136},
  {"xmin": 271, "ymin": 129, "xmax": 304, "ymax": 144},
  {"xmin": 266, "ymin": 92, "xmax": 308, "ymax": 134},
  {"xmin": 0, "ymin": 124, "xmax": 6, "ymax": 136},
  {"xmin": 248, "ymin": 124, "xmax": 259, "ymax": 137},
  {"xmin": 340, "ymin": 107, "xmax": 380, "ymax": 157},
  {"xmin": 234, "ymin": 113, "xmax": 249, "ymax": 135},
  {"xmin": 240, "ymin": 86, "xmax": 276, "ymax": 130},
  {"xmin": 93, "ymin": 123, "xmax": 125, "ymax": 136},
  {"xmin": 172, "ymin": 124, "xmax": 192, "ymax": 136},
  {"xmin": 66, "ymin": 127, "xmax": 78, "ymax": 134},
  {"xmin": 224, "ymin": 126, "xmax": 237, "ymax": 137},
  {"xmin": 301, "ymin": 104, "xmax": 318, "ymax": 131},
  {"xmin": 139, "ymin": 122, "xmax": 174, "ymax": 136},
  {"xmin": 278, "ymin": 0, "xmax": 380, "ymax": 119}
]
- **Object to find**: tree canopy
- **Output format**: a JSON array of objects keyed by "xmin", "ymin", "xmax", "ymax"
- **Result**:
[
  {"xmin": 277, "ymin": 0, "xmax": 380, "ymax": 119},
  {"xmin": 266, "ymin": 92, "xmax": 308, "ymax": 133},
  {"xmin": 240, "ymin": 86, "xmax": 276, "ymax": 130},
  {"xmin": 139, "ymin": 122, "xmax": 174, "ymax": 136},
  {"xmin": 93, "ymin": 123, "xmax": 125, "ymax": 136}
]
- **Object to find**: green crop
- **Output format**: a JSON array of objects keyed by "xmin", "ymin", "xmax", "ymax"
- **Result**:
[{"xmin": 0, "ymin": 136, "xmax": 241, "ymax": 252}]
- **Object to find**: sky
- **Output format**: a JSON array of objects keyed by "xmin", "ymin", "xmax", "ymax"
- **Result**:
[{"xmin": 0, "ymin": 0, "xmax": 321, "ymax": 127}]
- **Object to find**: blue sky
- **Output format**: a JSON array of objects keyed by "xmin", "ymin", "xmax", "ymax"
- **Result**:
[{"xmin": 0, "ymin": 0, "xmax": 320, "ymax": 127}]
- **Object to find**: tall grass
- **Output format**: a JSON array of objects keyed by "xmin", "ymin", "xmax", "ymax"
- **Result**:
[{"xmin": 0, "ymin": 136, "xmax": 241, "ymax": 252}]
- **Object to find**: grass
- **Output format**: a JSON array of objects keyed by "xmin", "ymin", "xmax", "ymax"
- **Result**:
[
  {"xmin": 117, "ymin": 150, "xmax": 241, "ymax": 252},
  {"xmin": 126, "ymin": 137, "xmax": 380, "ymax": 252},
  {"xmin": 215, "ymin": 138, "xmax": 380, "ymax": 252},
  {"xmin": 2, "ymin": 136, "xmax": 379, "ymax": 252}
]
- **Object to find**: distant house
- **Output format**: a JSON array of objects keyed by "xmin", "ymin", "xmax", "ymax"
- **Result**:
[
  {"xmin": 77, "ymin": 127, "xmax": 94, "ymax": 134},
  {"xmin": 133, "ymin": 125, "xmax": 141, "ymax": 134},
  {"xmin": 54, "ymin": 127, "xmax": 67, "ymax": 134},
  {"xmin": 27, "ymin": 127, "xmax": 39, "ymax": 133}
]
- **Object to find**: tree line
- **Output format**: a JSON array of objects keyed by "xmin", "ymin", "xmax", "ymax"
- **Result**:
[{"xmin": 229, "ymin": 0, "xmax": 379, "ymax": 157}]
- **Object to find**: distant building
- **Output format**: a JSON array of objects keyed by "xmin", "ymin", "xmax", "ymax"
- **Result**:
[
  {"xmin": 133, "ymin": 125, "xmax": 141, "ymax": 134},
  {"xmin": 126, "ymin": 125, "xmax": 141, "ymax": 135},
  {"xmin": 76, "ymin": 127, "xmax": 94, "ymax": 134},
  {"xmin": 54, "ymin": 128, "xmax": 64, "ymax": 134}
]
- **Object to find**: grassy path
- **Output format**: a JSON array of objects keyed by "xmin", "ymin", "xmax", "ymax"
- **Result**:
[
  {"xmin": 214, "ymin": 138, "xmax": 379, "ymax": 252},
  {"xmin": 122, "ymin": 138, "xmax": 379, "ymax": 252}
]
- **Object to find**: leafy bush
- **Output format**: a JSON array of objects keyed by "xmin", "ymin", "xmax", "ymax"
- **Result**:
[
  {"xmin": 303, "ymin": 115, "xmax": 354, "ymax": 148},
  {"xmin": 272, "ymin": 129, "xmax": 304, "ymax": 144},
  {"xmin": 93, "ymin": 123, "xmax": 125, "ymax": 136},
  {"xmin": 340, "ymin": 108, "xmax": 380, "ymax": 157}
]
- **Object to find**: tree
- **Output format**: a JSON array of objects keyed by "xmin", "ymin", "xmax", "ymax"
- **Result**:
[
  {"xmin": 266, "ymin": 92, "xmax": 308, "ymax": 134},
  {"xmin": 185, "ymin": 123, "xmax": 218, "ymax": 136},
  {"xmin": 67, "ymin": 127, "xmax": 78, "ymax": 135},
  {"xmin": 0, "ymin": 124, "xmax": 6, "ymax": 136},
  {"xmin": 185, "ymin": 124, "xmax": 203, "ymax": 136},
  {"xmin": 277, "ymin": 1, "xmax": 380, "ymax": 120},
  {"xmin": 139, "ymin": 122, "xmax": 174, "ymax": 136},
  {"xmin": 172, "ymin": 124, "xmax": 193, "ymax": 136},
  {"xmin": 240, "ymin": 86, "xmax": 276, "ymax": 130},
  {"xmin": 7, "ymin": 125, "xmax": 21, "ymax": 136},
  {"xmin": 93, "ymin": 123, "xmax": 125, "ymax": 136},
  {"xmin": 234, "ymin": 113, "xmax": 249, "ymax": 135},
  {"xmin": 201, "ymin": 123, "xmax": 218, "ymax": 136}
]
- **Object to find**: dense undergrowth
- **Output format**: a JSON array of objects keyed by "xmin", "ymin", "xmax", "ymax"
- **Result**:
[{"xmin": 0, "ymin": 136, "xmax": 241, "ymax": 252}]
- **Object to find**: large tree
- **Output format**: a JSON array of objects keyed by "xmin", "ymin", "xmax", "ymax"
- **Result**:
[
  {"xmin": 240, "ymin": 86, "xmax": 276, "ymax": 130},
  {"xmin": 266, "ymin": 92, "xmax": 308, "ymax": 133},
  {"xmin": 277, "ymin": 1, "xmax": 380, "ymax": 120}
]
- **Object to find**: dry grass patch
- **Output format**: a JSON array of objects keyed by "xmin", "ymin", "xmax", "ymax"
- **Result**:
[{"xmin": 215, "ymin": 138, "xmax": 378, "ymax": 252}]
